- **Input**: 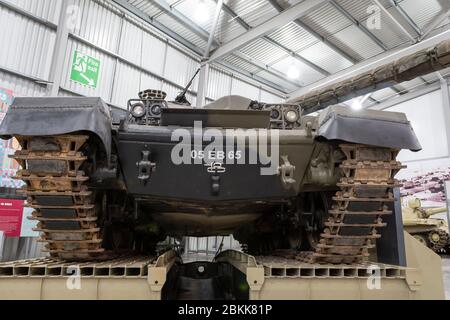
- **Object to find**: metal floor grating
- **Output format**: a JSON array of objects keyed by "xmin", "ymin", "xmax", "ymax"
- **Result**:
[
  {"xmin": 0, "ymin": 256, "xmax": 156, "ymax": 278},
  {"xmin": 256, "ymin": 256, "xmax": 408, "ymax": 279}
]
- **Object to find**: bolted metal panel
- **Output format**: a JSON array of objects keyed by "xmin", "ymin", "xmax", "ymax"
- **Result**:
[{"xmin": 0, "ymin": 5, "xmax": 56, "ymax": 81}]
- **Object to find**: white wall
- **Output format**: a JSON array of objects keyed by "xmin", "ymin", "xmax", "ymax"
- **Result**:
[
  {"xmin": 382, "ymin": 84, "xmax": 450, "ymax": 183},
  {"xmin": 388, "ymin": 89, "xmax": 448, "ymax": 163},
  {"xmin": 0, "ymin": 0, "xmax": 284, "ymax": 107}
]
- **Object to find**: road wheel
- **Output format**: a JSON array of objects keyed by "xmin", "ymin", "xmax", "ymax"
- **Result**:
[{"xmin": 428, "ymin": 229, "xmax": 449, "ymax": 252}]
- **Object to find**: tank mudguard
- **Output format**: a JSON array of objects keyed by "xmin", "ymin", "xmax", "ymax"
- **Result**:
[
  {"xmin": 316, "ymin": 105, "xmax": 422, "ymax": 151},
  {"xmin": 0, "ymin": 97, "xmax": 112, "ymax": 162}
]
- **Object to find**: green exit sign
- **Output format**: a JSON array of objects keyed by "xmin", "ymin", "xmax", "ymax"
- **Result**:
[{"xmin": 70, "ymin": 51, "xmax": 100, "ymax": 88}]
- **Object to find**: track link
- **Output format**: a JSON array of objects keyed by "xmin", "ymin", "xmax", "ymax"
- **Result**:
[
  {"xmin": 301, "ymin": 144, "xmax": 405, "ymax": 264},
  {"xmin": 11, "ymin": 135, "xmax": 105, "ymax": 260}
]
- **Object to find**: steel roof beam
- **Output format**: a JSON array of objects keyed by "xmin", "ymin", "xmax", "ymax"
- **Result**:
[
  {"xmin": 217, "ymin": 1, "xmax": 329, "ymax": 76},
  {"xmin": 388, "ymin": 0, "xmax": 421, "ymax": 36},
  {"xmin": 208, "ymin": 0, "xmax": 331, "ymax": 62},
  {"xmin": 330, "ymin": 0, "xmax": 388, "ymax": 51},
  {"xmin": 287, "ymin": 29, "xmax": 450, "ymax": 100},
  {"xmin": 232, "ymin": 51, "xmax": 303, "ymax": 88},
  {"xmin": 216, "ymin": 61, "xmax": 289, "ymax": 95},
  {"xmin": 197, "ymin": 0, "xmax": 224, "ymax": 107},
  {"xmin": 111, "ymin": 0, "xmax": 204, "ymax": 56},
  {"xmin": 150, "ymin": 0, "xmax": 219, "ymax": 47},
  {"xmin": 419, "ymin": 7, "xmax": 450, "ymax": 41},
  {"xmin": 369, "ymin": 81, "xmax": 442, "ymax": 110},
  {"xmin": 371, "ymin": 0, "xmax": 416, "ymax": 43},
  {"xmin": 262, "ymin": 37, "xmax": 330, "ymax": 76},
  {"xmin": 267, "ymin": 0, "xmax": 358, "ymax": 64}
]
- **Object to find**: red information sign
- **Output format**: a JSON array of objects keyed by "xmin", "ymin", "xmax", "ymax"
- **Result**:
[{"xmin": 0, "ymin": 199, "xmax": 24, "ymax": 237}]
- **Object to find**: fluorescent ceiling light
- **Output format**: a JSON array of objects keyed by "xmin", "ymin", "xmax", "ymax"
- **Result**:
[
  {"xmin": 351, "ymin": 93, "xmax": 372, "ymax": 111},
  {"xmin": 194, "ymin": 0, "xmax": 210, "ymax": 23},
  {"xmin": 287, "ymin": 65, "xmax": 300, "ymax": 80}
]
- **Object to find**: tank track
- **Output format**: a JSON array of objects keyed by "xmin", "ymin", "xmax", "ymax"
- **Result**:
[
  {"xmin": 11, "ymin": 135, "xmax": 105, "ymax": 260},
  {"xmin": 300, "ymin": 144, "xmax": 405, "ymax": 264}
]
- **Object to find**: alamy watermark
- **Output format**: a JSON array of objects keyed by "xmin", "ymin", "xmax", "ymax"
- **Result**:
[
  {"xmin": 66, "ymin": 265, "xmax": 81, "ymax": 290},
  {"xmin": 170, "ymin": 121, "xmax": 280, "ymax": 176},
  {"xmin": 367, "ymin": 5, "xmax": 382, "ymax": 30},
  {"xmin": 66, "ymin": 5, "xmax": 82, "ymax": 32},
  {"xmin": 367, "ymin": 265, "xmax": 382, "ymax": 290}
]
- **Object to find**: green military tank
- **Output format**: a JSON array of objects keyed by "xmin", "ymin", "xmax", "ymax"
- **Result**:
[
  {"xmin": 402, "ymin": 198, "xmax": 449, "ymax": 252},
  {"xmin": 0, "ymin": 39, "xmax": 448, "ymax": 264}
]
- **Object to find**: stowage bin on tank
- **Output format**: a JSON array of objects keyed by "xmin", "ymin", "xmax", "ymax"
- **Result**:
[{"xmin": 0, "ymin": 39, "xmax": 448, "ymax": 264}]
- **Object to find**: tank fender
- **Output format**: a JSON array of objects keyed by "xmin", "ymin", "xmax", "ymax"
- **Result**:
[
  {"xmin": 315, "ymin": 105, "xmax": 422, "ymax": 151},
  {"xmin": 0, "ymin": 97, "xmax": 112, "ymax": 163}
]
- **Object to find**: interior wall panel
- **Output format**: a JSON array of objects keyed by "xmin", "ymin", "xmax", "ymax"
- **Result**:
[
  {"xmin": 0, "ymin": 71, "xmax": 47, "ymax": 97},
  {"xmin": 0, "ymin": 6, "xmax": 56, "ymax": 80},
  {"xmin": 207, "ymin": 67, "xmax": 233, "ymax": 101},
  {"xmin": 119, "ymin": 19, "xmax": 143, "ymax": 66},
  {"xmin": 231, "ymin": 77, "xmax": 261, "ymax": 100},
  {"xmin": 73, "ymin": 0, "xmax": 122, "ymax": 52},
  {"xmin": 3, "ymin": 0, "xmax": 62, "ymax": 23},
  {"xmin": 164, "ymin": 46, "xmax": 200, "ymax": 89},
  {"xmin": 60, "ymin": 38, "xmax": 116, "ymax": 102},
  {"xmin": 261, "ymin": 90, "xmax": 284, "ymax": 104},
  {"xmin": 141, "ymin": 31, "xmax": 167, "ymax": 76},
  {"xmin": 386, "ymin": 89, "xmax": 448, "ymax": 162},
  {"xmin": 0, "ymin": 0, "xmax": 283, "ymax": 108},
  {"xmin": 111, "ymin": 62, "xmax": 141, "ymax": 108}
]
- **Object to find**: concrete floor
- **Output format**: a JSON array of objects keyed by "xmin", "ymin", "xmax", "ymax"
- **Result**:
[{"xmin": 442, "ymin": 256, "xmax": 450, "ymax": 299}]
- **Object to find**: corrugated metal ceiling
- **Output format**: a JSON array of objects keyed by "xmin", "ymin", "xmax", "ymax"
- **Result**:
[{"xmin": 121, "ymin": 0, "xmax": 449, "ymax": 101}]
